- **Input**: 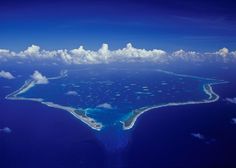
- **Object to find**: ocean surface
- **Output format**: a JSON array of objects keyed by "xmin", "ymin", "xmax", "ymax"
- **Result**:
[{"xmin": 1, "ymin": 62, "xmax": 236, "ymax": 168}]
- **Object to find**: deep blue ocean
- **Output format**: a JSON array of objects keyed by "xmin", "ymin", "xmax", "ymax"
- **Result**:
[{"xmin": 1, "ymin": 62, "xmax": 236, "ymax": 168}]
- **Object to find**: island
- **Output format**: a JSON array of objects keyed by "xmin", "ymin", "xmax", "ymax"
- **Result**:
[{"xmin": 5, "ymin": 67, "xmax": 227, "ymax": 131}]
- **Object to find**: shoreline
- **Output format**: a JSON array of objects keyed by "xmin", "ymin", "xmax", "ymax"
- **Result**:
[{"xmin": 122, "ymin": 81, "xmax": 228, "ymax": 130}]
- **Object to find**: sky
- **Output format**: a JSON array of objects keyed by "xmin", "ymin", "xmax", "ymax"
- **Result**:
[{"xmin": 0, "ymin": 0, "xmax": 236, "ymax": 51}]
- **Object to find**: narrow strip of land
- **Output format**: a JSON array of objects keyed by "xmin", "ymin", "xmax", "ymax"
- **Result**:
[
  {"xmin": 5, "ymin": 72, "xmax": 103, "ymax": 131},
  {"xmin": 121, "ymin": 81, "xmax": 228, "ymax": 130}
]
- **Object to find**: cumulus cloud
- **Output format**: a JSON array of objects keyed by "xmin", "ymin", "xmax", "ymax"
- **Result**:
[
  {"xmin": 216, "ymin": 47, "xmax": 229, "ymax": 57},
  {"xmin": 98, "ymin": 43, "xmax": 109, "ymax": 55},
  {"xmin": 0, "ymin": 70, "xmax": 15, "ymax": 79},
  {"xmin": 171, "ymin": 49, "xmax": 201, "ymax": 61},
  {"xmin": 172, "ymin": 49, "xmax": 198, "ymax": 57},
  {"xmin": 112, "ymin": 43, "xmax": 166, "ymax": 62},
  {"xmin": 231, "ymin": 51, "xmax": 236, "ymax": 57},
  {"xmin": 225, "ymin": 97, "xmax": 236, "ymax": 104},
  {"xmin": 0, "ymin": 43, "xmax": 167, "ymax": 63},
  {"xmin": 172, "ymin": 49, "xmax": 186, "ymax": 57},
  {"xmin": 66, "ymin": 91, "xmax": 78, "ymax": 96},
  {"xmin": 31, "ymin": 71, "xmax": 48, "ymax": 84},
  {"xmin": 96, "ymin": 103, "xmax": 113, "ymax": 109},
  {"xmin": 0, "ymin": 43, "xmax": 236, "ymax": 64},
  {"xmin": 116, "ymin": 43, "xmax": 166, "ymax": 58},
  {"xmin": 23, "ymin": 45, "xmax": 40, "ymax": 56}
]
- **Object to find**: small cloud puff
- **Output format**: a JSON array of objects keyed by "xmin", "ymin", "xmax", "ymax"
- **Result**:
[
  {"xmin": 231, "ymin": 118, "xmax": 236, "ymax": 124},
  {"xmin": 31, "ymin": 71, "xmax": 48, "ymax": 84},
  {"xmin": 66, "ymin": 91, "xmax": 78, "ymax": 96},
  {"xmin": 0, "ymin": 127, "xmax": 12, "ymax": 133},
  {"xmin": 191, "ymin": 132, "xmax": 216, "ymax": 144},
  {"xmin": 0, "ymin": 70, "xmax": 15, "ymax": 79},
  {"xmin": 191, "ymin": 133, "xmax": 205, "ymax": 140},
  {"xmin": 96, "ymin": 103, "xmax": 113, "ymax": 109}
]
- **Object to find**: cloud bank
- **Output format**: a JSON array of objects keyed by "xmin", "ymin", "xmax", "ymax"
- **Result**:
[
  {"xmin": 0, "ymin": 44, "xmax": 236, "ymax": 64},
  {"xmin": 31, "ymin": 71, "xmax": 48, "ymax": 84},
  {"xmin": 0, "ymin": 70, "xmax": 15, "ymax": 79}
]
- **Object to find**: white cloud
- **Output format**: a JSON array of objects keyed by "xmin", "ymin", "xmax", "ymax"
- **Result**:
[
  {"xmin": 0, "ymin": 70, "xmax": 15, "ymax": 79},
  {"xmin": 69, "ymin": 46, "xmax": 99, "ymax": 64},
  {"xmin": 60, "ymin": 43, "xmax": 167, "ymax": 64},
  {"xmin": 31, "ymin": 71, "xmax": 48, "ymax": 84},
  {"xmin": 21, "ymin": 45, "xmax": 40, "ymax": 56},
  {"xmin": 17, "ymin": 45, "xmax": 58, "ymax": 59},
  {"xmin": 172, "ymin": 49, "xmax": 198, "ymax": 57},
  {"xmin": 5, "ymin": 43, "xmax": 167, "ymax": 64},
  {"xmin": 66, "ymin": 91, "xmax": 78, "ymax": 96},
  {"xmin": 172, "ymin": 49, "xmax": 201, "ymax": 61},
  {"xmin": 230, "ymin": 51, "xmax": 236, "ymax": 57},
  {"xmin": 113, "ymin": 43, "xmax": 166, "ymax": 62},
  {"xmin": 225, "ymin": 97, "xmax": 236, "ymax": 104},
  {"xmin": 0, "ymin": 44, "xmax": 236, "ymax": 64},
  {"xmin": 0, "ymin": 127, "xmax": 12, "ymax": 133},
  {"xmin": 172, "ymin": 49, "xmax": 186, "ymax": 57},
  {"xmin": 96, "ymin": 103, "xmax": 113, "ymax": 109},
  {"xmin": 98, "ymin": 43, "xmax": 109, "ymax": 55},
  {"xmin": 216, "ymin": 47, "xmax": 229, "ymax": 57},
  {"xmin": 0, "ymin": 49, "xmax": 16, "ymax": 57}
]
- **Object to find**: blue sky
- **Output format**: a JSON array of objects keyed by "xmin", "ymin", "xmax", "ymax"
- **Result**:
[{"xmin": 0, "ymin": 0, "xmax": 236, "ymax": 51}]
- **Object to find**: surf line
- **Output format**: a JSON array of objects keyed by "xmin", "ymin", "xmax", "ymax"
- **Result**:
[{"xmin": 5, "ymin": 70, "xmax": 103, "ymax": 131}]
